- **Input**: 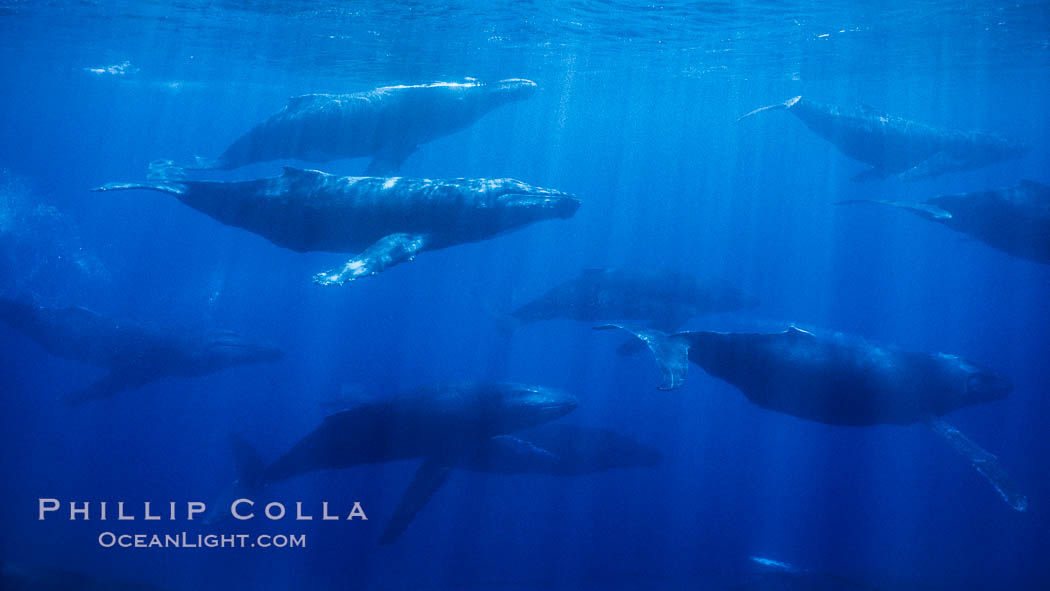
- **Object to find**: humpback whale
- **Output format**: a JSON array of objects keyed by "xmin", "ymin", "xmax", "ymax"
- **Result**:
[
  {"xmin": 598, "ymin": 324, "xmax": 1027, "ymax": 512},
  {"xmin": 840, "ymin": 180, "xmax": 1050, "ymax": 265},
  {"xmin": 95, "ymin": 164, "xmax": 579, "ymax": 285},
  {"xmin": 0, "ymin": 297, "xmax": 283, "ymax": 404},
  {"xmin": 509, "ymin": 267, "xmax": 759, "ymax": 331},
  {"xmin": 208, "ymin": 382, "xmax": 578, "ymax": 543},
  {"xmin": 738, "ymin": 96, "xmax": 1029, "ymax": 181},
  {"xmin": 196, "ymin": 79, "xmax": 537, "ymax": 174}
]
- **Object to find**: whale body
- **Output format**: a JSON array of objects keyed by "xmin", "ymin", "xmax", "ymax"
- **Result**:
[
  {"xmin": 841, "ymin": 180, "xmax": 1050, "ymax": 265},
  {"xmin": 210, "ymin": 382, "xmax": 579, "ymax": 544},
  {"xmin": 0, "ymin": 297, "xmax": 283, "ymax": 404},
  {"xmin": 739, "ymin": 96, "xmax": 1029, "ymax": 181},
  {"xmin": 94, "ymin": 164, "xmax": 579, "ymax": 285},
  {"xmin": 510, "ymin": 267, "xmax": 759, "ymax": 331},
  {"xmin": 200, "ymin": 79, "xmax": 538, "ymax": 174},
  {"xmin": 600, "ymin": 324, "xmax": 1027, "ymax": 511}
]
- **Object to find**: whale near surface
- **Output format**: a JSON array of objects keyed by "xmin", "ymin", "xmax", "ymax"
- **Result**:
[
  {"xmin": 94, "ymin": 164, "xmax": 579, "ymax": 285},
  {"xmin": 198, "ymin": 79, "xmax": 538, "ymax": 174},
  {"xmin": 0, "ymin": 297, "xmax": 283, "ymax": 404},
  {"xmin": 599, "ymin": 324, "xmax": 1027, "ymax": 512},
  {"xmin": 841, "ymin": 180, "xmax": 1050, "ymax": 265},
  {"xmin": 210, "ymin": 382, "xmax": 579, "ymax": 544},
  {"xmin": 739, "ymin": 95, "xmax": 1029, "ymax": 181}
]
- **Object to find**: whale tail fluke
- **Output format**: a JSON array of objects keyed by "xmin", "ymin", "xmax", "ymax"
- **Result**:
[
  {"xmin": 183, "ymin": 155, "xmax": 222, "ymax": 171},
  {"xmin": 594, "ymin": 324, "xmax": 691, "ymax": 390},
  {"xmin": 204, "ymin": 434, "xmax": 267, "ymax": 525},
  {"xmin": 92, "ymin": 160, "xmax": 191, "ymax": 195},
  {"xmin": 926, "ymin": 417, "xmax": 1029, "ymax": 512},
  {"xmin": 147, "ymin": 159, "xmax": 187, "ymax": 181},
  {"xmin": 736, "ymin": 96, "xmax": 802, "ymax": 122},
  {"xmin": 230, "ymin": 433, "xmax": 267, "ymax": 489}
]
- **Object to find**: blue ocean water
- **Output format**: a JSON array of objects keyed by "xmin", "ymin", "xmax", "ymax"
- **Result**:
[{"xmin": 1, "ymin": 1, "xmax": 1048, "ymax": 589}]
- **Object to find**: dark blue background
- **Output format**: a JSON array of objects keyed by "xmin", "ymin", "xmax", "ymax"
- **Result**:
[{"xmin": 0, "ymin": 1, "xmax": 1048, "ymax": 589}]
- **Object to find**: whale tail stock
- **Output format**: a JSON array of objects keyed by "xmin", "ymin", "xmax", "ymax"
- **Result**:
[
  {"xmin": 736, "ymin": 95, "xmax": 802, "ymax": 122},
  {"xmin": 925, "ymin": 416, "xmax": 1029, "ymax": 512},
  {"xmin": 204, "ymin": 434, "xmax": 267, "ymax": 525},
  {"xmin": 594, "ymin": 324, "xmax": 691, "ymax": 390}
]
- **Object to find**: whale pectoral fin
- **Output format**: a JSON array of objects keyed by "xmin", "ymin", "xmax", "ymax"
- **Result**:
[
  {"xmin": 380, "ymin": 457, "xmax": 455, "ymax": 545},
  {"xmin": 364, "ymin": 144, "xmax": 418, "ymax": 175},
  {"xmin": 594, "ymin": 324, "xmax": 690, "ymax": 390},
  {"xmin": 312, "ymin": 233, "xmax": 428, "ymax": 286},
  {"xmin": 926, "ymin": 417, "xmax": 1028, "ymax": 512},
  {"xmin": 837, "ymin": 199, "xmax": 952, "ymax": 220},
  {"xmin": 850, "ymin": 167, "xmax": 890, "ymax": 183},
  {"xmin": 898, "ymin": 151, "xmax": 963, "ymax": 182},
  {"xmin": 487, "ymin": 435, "xmax": 559, "ymax": 464}
]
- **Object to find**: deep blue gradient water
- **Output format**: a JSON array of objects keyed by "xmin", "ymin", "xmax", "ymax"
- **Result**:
[{"xmin": 1, "ymin": 2, "xmax": 1049, "ymax": 590}]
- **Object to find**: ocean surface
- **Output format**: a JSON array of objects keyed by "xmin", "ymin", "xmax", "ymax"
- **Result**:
[{"xmin": 1, "ymin": 1, "xmax": 1048, "ymax": 589}]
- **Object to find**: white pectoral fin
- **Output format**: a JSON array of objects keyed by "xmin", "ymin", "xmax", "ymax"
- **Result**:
[
  {"xmin": 312, "ymin": 233, "xmax": 428, "ymax": 286},
  {"xmin": 594, "ymin": 324, "xmax": 690, "ymax": 390},
  {"xmin": 926, "ymin": 417, "xmax": 1028, "ymax": 512},
  {"xmin": 380, "ymin": 457, "xmax": 455, "ymax": 545},
  {"xmin": 836, "ymin": 199, "xmax": 952, "ymax": 220}
]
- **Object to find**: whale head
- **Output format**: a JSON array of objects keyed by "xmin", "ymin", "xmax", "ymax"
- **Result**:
[
  {"xmin": 480, "ymin": 382, "xmax": 578, "ymax": 432},
  {"xmin": 963, "ymin": 367, "xmax": 1012, "ymax": 405},
  {"xmin": 466, "ymin": 78, "xmax": 537, "ymax": 111},
  {"xmin": 485, "ymin": 179, "xmax": 580, "ymax": 224}
]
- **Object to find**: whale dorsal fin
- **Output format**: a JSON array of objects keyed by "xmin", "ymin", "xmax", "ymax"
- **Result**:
[{"xmin": 785, "ymin": 326, "xmax": 815, "ymax": 338}]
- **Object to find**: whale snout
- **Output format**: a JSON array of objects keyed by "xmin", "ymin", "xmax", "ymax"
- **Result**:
[
  {"xmin": 493, "ymin": 180, "xmax": 580, "ymax": 219},
  {"xmin": 499, "ymin": 382, "xmax": 578, "ymax": 424},
  {"xmin": 966, "ymin": 371, "xmax": 1012, "ymax": 403}
]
